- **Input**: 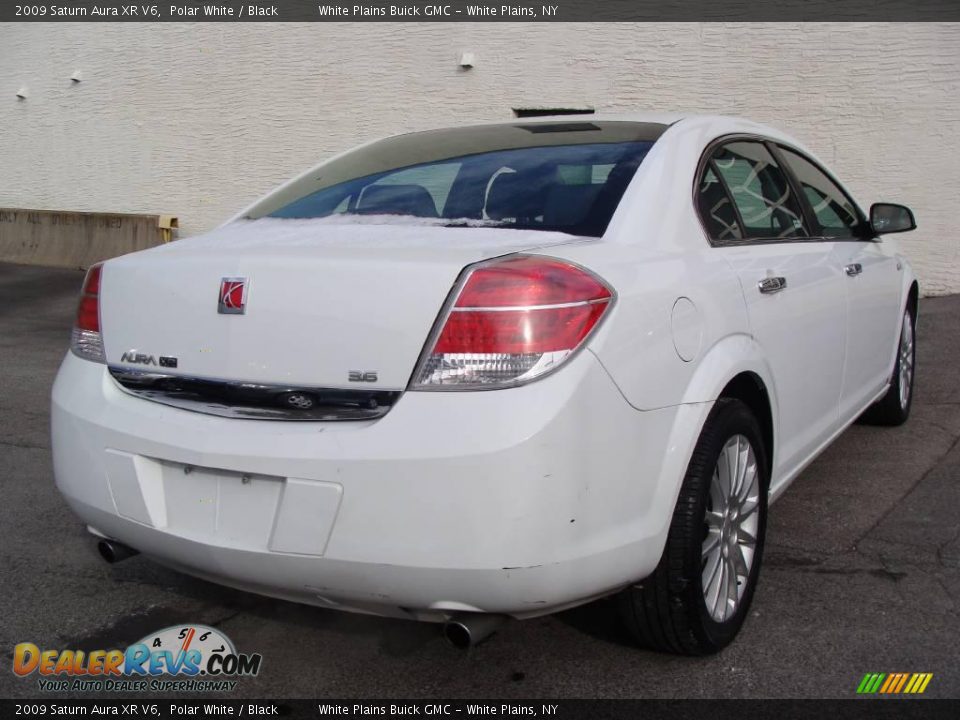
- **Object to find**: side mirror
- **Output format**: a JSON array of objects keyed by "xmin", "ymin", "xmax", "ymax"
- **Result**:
[{"xmin": 870, "ymin": 203, "xmax": 916, "ymax": 235}]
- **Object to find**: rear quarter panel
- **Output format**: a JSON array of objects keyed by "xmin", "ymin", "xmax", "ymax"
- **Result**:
[{"xmin": 547, "ymin": 116, "xmax": 781, "ymax": 413}]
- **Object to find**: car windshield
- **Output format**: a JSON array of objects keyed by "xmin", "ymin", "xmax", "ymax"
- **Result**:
[{"xmin": 244, "ymin": 121, "xmax": 665, "ymax": 237}]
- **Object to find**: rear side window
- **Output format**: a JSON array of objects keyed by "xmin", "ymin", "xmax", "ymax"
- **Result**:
[
  {"xmin": 706, "ymin": 142, "xmax": 809, "ymax": 240},
  {"xmin": 777, "ymin": 147, "xmax": 863, "ymax": 238},
  {"xmin": 697, "ymin": 167, "xmax": 743, "ymax": 241}
]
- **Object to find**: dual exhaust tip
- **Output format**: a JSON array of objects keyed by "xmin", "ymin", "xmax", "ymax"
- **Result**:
[{"xmin": 94, "ymin": 537, "xmax": 503, "ymax": 648}]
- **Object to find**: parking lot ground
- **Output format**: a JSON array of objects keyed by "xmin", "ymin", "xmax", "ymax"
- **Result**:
[{"xmin": 0, "ymin": 261, "xmax": 957, "ymax": 699}]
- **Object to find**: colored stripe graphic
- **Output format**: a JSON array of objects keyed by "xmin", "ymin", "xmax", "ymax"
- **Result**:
[
  {"xmin": 857, "ymin": 672, "xmax": 933, "ymax": 694},
  {"xmin": 857, "ymin": 673, "xmax": 885, "ymax": 694},
  {"xmin": 879, "ymin": 674, "xmax": 896, "ymax": 693},
  {"xmin": 893, "ymin": 673, "xmax": 910, "ymax": 693},
  {"xmin": 881, "ymin": 673, "xmax": 904, "ymax": 693}
]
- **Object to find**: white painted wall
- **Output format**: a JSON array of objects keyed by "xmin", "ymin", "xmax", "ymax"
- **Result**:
[{"xmin": 2, "ymin": 23, "xmax": 958, "ymax": 293}]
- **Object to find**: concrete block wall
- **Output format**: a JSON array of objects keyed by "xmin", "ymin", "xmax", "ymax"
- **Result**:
[{"xmin": 2, "ymin": 23, "xmax": 958, "ymax": 293}]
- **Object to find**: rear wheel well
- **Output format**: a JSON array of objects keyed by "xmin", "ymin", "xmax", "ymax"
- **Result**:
[{"xmin": 718, "ymin": 373, "xmax": 773, "ymax": 474}]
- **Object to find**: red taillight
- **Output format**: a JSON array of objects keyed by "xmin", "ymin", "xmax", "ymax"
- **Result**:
[
  {"xmin": 434, "ymin": 299, "xmax": 610, "ymax": 355},
  {"xmin": 82, "ymin": 262, "xmax": 102, "ymax": 295},
  {"xmin": 414, "ymin": 256, "xmax": 613, "ymax": 388},
  {"xmin": 453, "ymin": 256, "xmax": 612, "ymax": 308},
  {"xmin": 71, "ymin": 263, "xmax": 106, "ymax": 363},
  {"xmin": 76, "ymin": 263, "xmax": 102, "ymax": 332}
]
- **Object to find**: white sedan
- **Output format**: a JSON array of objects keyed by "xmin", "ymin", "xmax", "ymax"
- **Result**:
[{"xmin": 52, "ymin": 113, "xmax": 918, "ymax": 654}]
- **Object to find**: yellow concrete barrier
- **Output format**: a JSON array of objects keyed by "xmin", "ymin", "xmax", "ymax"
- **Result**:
[{"xmin": 0, "ymin": 209, "xmax": 178, "ymax": 269}]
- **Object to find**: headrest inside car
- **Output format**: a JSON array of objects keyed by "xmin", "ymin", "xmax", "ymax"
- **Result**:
[
  {"xmin": 543, "ymin": 184, "xmax": 604, "ymax": 227},
  {"xmin": 357, "ymin": 184, "xmax": 438, "ymax": 217},
  {"xmin": 484, "ymin": 171, "xmax": 548, "ymax": 222}
]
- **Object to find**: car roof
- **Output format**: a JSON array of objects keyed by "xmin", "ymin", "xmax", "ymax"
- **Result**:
[
  {"xmin": 403, "ymin": 113, "xmax": 804, "ymax": 150},
  {"xmin": 432, "ymin": 111, "xmax": 764, "ymax": 129},
  {"xmin": 479, "ymin": 111, "xmax": 689, "ymax": 126}
]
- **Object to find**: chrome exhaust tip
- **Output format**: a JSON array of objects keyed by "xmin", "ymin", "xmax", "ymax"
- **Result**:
[
  {"xmin": 443, "ymin": 613, "xmax": 506, "ymax": 649},
  {"xmin": 97, "ymin": 539, "xmax": 139, "ymax": 564}
]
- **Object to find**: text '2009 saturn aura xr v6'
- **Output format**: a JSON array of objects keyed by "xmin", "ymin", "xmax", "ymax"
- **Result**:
[{"xmin": 52, "ymin": 113, "xmax": 919, "ymax": 654}]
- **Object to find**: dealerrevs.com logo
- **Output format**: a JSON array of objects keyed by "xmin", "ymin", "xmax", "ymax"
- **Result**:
[{"xmin": 13, "ymin": 625, "xmax": 262, "ymax": 692}]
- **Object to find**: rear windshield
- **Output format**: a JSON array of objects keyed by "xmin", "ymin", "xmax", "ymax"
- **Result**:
[{"xmin": 244, "ymin": 121, "xmax": 665, "ymax": 237}]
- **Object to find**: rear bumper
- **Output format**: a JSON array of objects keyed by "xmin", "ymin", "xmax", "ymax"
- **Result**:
[{"xmin": 52, "ymin": 351, "xmax": 706, "ymax": 619}]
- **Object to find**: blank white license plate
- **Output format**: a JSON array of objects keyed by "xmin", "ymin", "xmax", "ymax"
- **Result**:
[{"xmin": 104, "ymin": 450, "xmax": 342, "ymax": 555}]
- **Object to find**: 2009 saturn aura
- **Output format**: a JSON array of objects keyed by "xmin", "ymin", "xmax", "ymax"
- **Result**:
[{"xmin": 52, "ymin": 113, "xmax": 918, "ymax": 654}]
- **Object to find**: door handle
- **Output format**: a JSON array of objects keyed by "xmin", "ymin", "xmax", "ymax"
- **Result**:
[
  {"xmin": 845, "ymin": 263, "xmax": 863, "ymax": 277},
  {"xmin": 758, "ymin": 276, "xmax": 787, "ymax": 294}
]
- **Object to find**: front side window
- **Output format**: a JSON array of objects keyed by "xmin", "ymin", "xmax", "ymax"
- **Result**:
[
  {"xmin": 777, "ymin": 148, "xmax": 863, "ymax": 238},
  {"xmin": 703, "ymin": 141, "xmax": 809, "ymax": 241},
  {"xmin": 244, "ymin": 122, "xmax": 665, "ymax": 238}
]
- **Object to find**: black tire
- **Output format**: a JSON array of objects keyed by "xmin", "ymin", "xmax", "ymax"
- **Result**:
[
  {"xmin": 619, "ymin": 398, "xmax": 769, "ymax": 655},
  {"xmin": 860, "ymin": 304, "xmax": 916, "ymax": 427}
]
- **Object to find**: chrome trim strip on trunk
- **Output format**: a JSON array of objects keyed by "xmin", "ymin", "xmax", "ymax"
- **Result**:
[{"xmin": 108, "ymin": 367, "xmax": 400, "ymax": 421}]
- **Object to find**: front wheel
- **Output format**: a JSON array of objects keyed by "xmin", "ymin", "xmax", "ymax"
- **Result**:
[
  {"xmin": 619, "ymin": 398, "xmax": 769, "ymax": 655},
  {"xmin": 860, "ymin": 305, "xmax": 916, "ymax": 426}
]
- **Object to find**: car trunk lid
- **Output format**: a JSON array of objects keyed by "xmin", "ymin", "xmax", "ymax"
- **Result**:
[{"xmin": 100, "ymin": 218, "xmax": 585, "ymax": 395}]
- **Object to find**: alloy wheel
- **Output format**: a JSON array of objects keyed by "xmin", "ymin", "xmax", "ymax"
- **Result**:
[
  {"xmin": 899, "ymin": 312, "xmax": 915, "ymax": 410},
  {"xmin": 701, "ymin": 434, "xmax": 761, "ymax": 623}
]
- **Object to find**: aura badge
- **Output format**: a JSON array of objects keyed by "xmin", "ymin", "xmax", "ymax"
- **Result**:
[{"xmin": 219, "ymin": 277, "xmax": 248, "ymax": 315}]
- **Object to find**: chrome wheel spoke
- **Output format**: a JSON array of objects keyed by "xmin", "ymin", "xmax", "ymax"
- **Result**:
[
  {"xmin": 717, "ymin": 450, "xmax": 733, "ymax": 507},
  {"xmin": 735, "ymin": 437, "xmax": 751, "ymax": 499},
  {"xmin": 724, "ymin": 557, "xmax": 739, "ymax": 618},
  {"xmin": 704, "ymin": 552, "xmax": 723, "ymax": 613},
  {"xmin": 732, "ymin": 542, "xmax": 750, "ymax": 577},
  {"xmin": 709, "ymin": 469, "xmax": 726, "ymax": 513},
  {"xmin": 737, "ymin": 464, "xmax": 757, "ymax": 507},
  {"xmin": 702, "ymin": 529, "xmax": 722, "ymax": 558},
  {"xmin": 726, "ymin": 438, "xmax": 741, "ymax": 498},
  {"xmin": 736, "ymin": 526, "xmax": 758, "ymax": 546},
  {"xmin": 715, "ymin": 560, "xmax": 728, "ymax": 618},
  {"xmin": 733, "ymin": 438, "xmax": 745, "ymax": 488},
  {"xmin": 738, "ymin": 495, "xmax": 759, "ymax": 519}
]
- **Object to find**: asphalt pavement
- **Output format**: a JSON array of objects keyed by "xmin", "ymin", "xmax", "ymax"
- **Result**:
[{"xmin": 0, "ymin": 261, "xmax": 957, "ymax": 699}]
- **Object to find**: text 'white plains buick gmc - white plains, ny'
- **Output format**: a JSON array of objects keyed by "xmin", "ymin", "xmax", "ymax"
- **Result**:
[{"xmin": 52, "ymin": 114, "xmax": 918, "ymax": 653}]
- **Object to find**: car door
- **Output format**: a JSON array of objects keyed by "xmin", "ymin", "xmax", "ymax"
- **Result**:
[
  {"xmin": 775, "ymin": 146, "xmax": 902, "ymax": 421},
  {"xmin": 697, "ymin": 139, "xmax": 847, "ymax": 482}
]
